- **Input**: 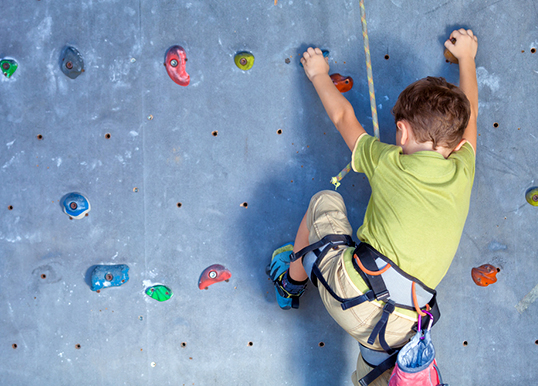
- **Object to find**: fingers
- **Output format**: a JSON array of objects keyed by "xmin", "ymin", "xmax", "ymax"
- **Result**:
[{"xmin": 302, "ymin": 47, "xmax": 326, "ymax": 64}]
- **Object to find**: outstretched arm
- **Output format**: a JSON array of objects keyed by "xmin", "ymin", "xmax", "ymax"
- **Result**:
[
  {"xmin": 301, "ymin": 47, "xmax": 366, "ymax": 151},
  {"xmin": 445, "ymin": 29, "xmax": 479, "ymax": 153}
]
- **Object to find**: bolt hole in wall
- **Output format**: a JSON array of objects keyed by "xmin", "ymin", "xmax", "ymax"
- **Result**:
[
  {"xmin": 463, "ymin": 340, "xmax": 468, "ymax": 347},
  {"xmin": 211, "ymin": 130, "xmax": 218, "ymax": 137},
  {"xmin": 176, "ymin": 202, "xmax": 182, "ymax": 208},
  {"xmin": 318, "ymin": 342, "xmax": 325, "ymax": 347},
  {"xmin": 384, "ymin": 54, "xmax": 390, "ymax": 60},
  {"xmin": 12, "ymin": 344, "xmax": 17, "ymax": 349},
  {"xmin": 248, "ymin": 341, "xmax": 253, "ymax": 346},
  {"xmin": 181, "ymin": 342, "xmax": 187, "ymax": 348},
  {"xmin": 37, "ymin": 134, "xmax": 43, "ymax": 140},
  {"xmin": 75, "ymin": 344, "xmax": 81, "ymax": 349},
  {"xmin": 133, "ymin": 187, "xmax": 139, "ymax": 193},
  {"xmin": 241, "ymin": 202, "xmax": 248, "ymax": 208},
  {"xmin": 531, "ymin": 48, "xmax": 536, "ymax": 54},
  {"xmin": 41, "ymin": 274, "xmax": 47, "ymax": 279},
  {"xmin": 493, "ymin": 122, "xmax": 499, "ymax": 128},
  {"xmin": 8, "ymin": 205, "xmax": 13, "ymax": 210},
  {"xmin": 277, "ymin": 129, "xmax": 283, "ymax": 135},
  {"xmin": 105, "ymin": 133, "xmax": 111, "ymax": 139}
]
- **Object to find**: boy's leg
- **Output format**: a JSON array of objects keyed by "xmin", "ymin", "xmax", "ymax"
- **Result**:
[
  {"xmin": 268, "ymin": 190, "xmax": 352, "ymax": 309},
  {"xmin": 289, "ymin": 214, "xmax": 309, "ymax": 282}
]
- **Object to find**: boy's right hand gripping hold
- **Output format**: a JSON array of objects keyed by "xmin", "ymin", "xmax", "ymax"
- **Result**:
[
  {"xmin": 301, "ymin": 47, "xmax": 330, "ymax": 82},
  {"xmin": 301, "ymin": 47, "xmax": 366, "ymax": 151},
  {"xmin": 445, "ymin": 29, "xmax": 479, "ymax": 153}
]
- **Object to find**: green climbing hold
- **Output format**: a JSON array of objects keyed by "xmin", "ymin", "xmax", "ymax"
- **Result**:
[
  {"xmin": 145, "ymin": 285, "xmax": 173, "ymax": 302},
  {"xmin": 525, "ymin": 187, "xmax": 538, "ymax": 206},
  {"xmin": 1, "ymin": 59, "xmax": 18, "ymax": 78},
  {"xmin": 234, "ymin": 52, "xmax": 255, "ymax": 71}
]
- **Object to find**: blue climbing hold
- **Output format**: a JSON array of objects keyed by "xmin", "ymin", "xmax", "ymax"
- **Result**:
[
  {"xmin": 61, "ymin": 192, "xmax": 91, "ymax": 219},
  {"xmin": 90, "ymin": 264, "xmax": 129, "ymax": 291}
]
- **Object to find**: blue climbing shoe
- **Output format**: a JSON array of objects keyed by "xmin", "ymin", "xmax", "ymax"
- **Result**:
[{"xmin": 266, "ymin": 243, "xmax": 307, "ymax": 310}]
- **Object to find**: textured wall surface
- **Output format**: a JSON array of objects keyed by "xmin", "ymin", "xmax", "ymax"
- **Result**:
[{"xmin": 1, "ymin": 0, "xmax": 537, "ymax": 385}]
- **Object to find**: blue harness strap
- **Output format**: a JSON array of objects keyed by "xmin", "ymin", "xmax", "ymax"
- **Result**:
[
  {"xmin": 367, "ymin": 300, "xmax": 396, "ymax": 354},
  {"xmin": 290, "ymin": 234, "xmax": 355, "ymax": 262},
  {"xmin": 358, "ymin": 352, "xmax": 398, "ymax": 386}
]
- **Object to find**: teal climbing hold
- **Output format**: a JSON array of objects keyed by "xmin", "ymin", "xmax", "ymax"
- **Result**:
[
  {"xmin": 61, "ymin": 192, "xmax": 91, "ymax": 219},
  {"xmin": 145, "ymin": 285, "xmax": 173, "ymax": 302},
  {"xmin": 90, "ymin": 264, "xmax": 129, "ymax": 291}
]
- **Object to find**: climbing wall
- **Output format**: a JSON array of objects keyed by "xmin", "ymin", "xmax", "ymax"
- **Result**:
[{"xmin": 1, "ymin": 0, "xmax": 537, "ymax": 384}]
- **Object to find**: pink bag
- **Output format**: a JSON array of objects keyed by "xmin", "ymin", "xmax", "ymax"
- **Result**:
[{"xmin": 388, "ymin": 312, "xmax": 447, "ymax": 386}]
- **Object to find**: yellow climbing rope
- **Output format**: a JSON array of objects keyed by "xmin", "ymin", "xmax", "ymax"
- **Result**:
[{"xmin": 331, "ymin": 0, "xmax": 379, "ymax": 189}]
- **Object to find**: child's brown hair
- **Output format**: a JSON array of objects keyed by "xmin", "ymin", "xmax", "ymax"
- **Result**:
[{"xmin": 392, "ymin": 77, "xmax": 471, "ymax": 150}]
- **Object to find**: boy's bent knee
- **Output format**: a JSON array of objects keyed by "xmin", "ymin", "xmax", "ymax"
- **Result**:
[{"xmin": 306, "ymin": 190, "xmax": 353, "ymax": 244}]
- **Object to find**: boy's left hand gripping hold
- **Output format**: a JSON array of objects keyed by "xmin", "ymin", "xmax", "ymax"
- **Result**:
[{"xmin": 266, "ymin": 243, "xmax": 307, "ymax": 310}]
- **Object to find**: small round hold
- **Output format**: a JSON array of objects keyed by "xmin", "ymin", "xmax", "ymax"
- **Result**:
[
  {"xmin": 61, "ymin": 192, "xmax": 90, "ymax": 219},
  {"xmin": 234, "ymin": 52, "xmax": 255, "ymax": 71},
  {"xmin": 1, "ymin": 59, "xmax": 18, "ymax": 78},
  {"xmin": 170, "ymin": 59, "xmax": 178, "ymax": 67},
  {"xmin": 525, "ymin": 187, "xmax": 538, "ymax": 206},
  {"xmin": 525, "ymin": 186, "xmax": 538, "ymax": 206},
  {"xmin": 209, "ymin": 271, "xmax": 217, "ymax": 279}
]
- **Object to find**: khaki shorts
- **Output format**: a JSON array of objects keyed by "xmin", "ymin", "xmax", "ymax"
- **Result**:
[{"xmin": 305, "ymin": 190, "xmax": 415, "ymax": 386}]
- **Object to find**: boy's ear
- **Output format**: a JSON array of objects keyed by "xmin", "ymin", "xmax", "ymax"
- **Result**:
[{"xmin": 397, "ymin": 121, "xmax": 411, "ymax": 146}]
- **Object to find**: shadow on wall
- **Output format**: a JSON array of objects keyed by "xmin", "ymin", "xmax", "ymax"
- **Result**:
[{"xmin": 234, "ymin": 27, "xmax": 459, "ymax": 385}]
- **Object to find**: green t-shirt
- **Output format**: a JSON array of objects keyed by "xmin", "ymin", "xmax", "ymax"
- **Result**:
[{"xmin": 348, "ymin": 134, "xmax": 475, "ymax": 291}]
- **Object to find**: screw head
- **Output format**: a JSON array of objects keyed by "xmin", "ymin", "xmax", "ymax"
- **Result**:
[
  {"xmin": 70, "ymin": 202, "xmax": 78, "ymax": 210},
  {"xmin": 209, "ymin": 271, "xmax": 217, "ymax": 279},
  {"xmin": 105, "ymin": 273, "xmax": 113, "ymax": 281},
  {"xmin": 240, "ymin": 58, "xmax": 247, "ymax": 66},
  {"xmin": 170, "ymin": 59, "xmax": 178, "ymax": 67},
  {"xmin": 66, "ymin": 61, "xmax": 73, "ymax": 69},
  {"xmin": 2, "ymin": 62, "xmax": 9, "ymax": 70},
  {"xmin": 533, "ymin": 195, "xmax": 538, "ymax": 202}
]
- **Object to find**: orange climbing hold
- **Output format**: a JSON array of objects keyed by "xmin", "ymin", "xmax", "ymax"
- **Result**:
[
  {"xmin": 471, "ymin": 264, "xmax": 499, "ymax": 287},
  {"xmin": 198, "ymin": 264, "xmax": 232, "ymax": 290},
  {"xmin": 444, "ymin": 37, "xmax": 459, "ymax": 64},
  {"xmin": 330, "ymin": 73, "xmax": 353, "ymax": 93}
]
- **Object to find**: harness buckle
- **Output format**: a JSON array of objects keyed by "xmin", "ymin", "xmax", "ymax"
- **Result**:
[{"xmin": 375, "ymin": 289, "xmax": 390, "ymax": 302}]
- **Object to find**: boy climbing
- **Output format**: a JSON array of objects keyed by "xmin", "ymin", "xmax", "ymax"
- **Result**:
[{"xmin": 268, "ymin": 28, "xmax": 478, "ymax": 385}]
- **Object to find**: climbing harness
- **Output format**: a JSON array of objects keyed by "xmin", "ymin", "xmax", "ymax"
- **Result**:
[
  {"xmin": 291, "ymin": 235, "xmax": 441, "ymax": 385},
  {"xmin": 331, "ymin": 0, "xmax": 379, "ymax": 189}
]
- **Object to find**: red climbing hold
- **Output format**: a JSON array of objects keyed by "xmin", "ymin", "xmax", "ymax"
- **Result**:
[
  {"xmin": 330, "ymin": 73, "xmax": 353, "ymax": 93},
  {"xmin": 198, "ymin": 264, "xmax": 232, "ymax": 290},
  {"xmin": 164, "ymin": 45, "xmax": 190, "ymax": 86},
  {"xmin": 471, "ymin": 264, "xmax": 499, "ymax": 287}
]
